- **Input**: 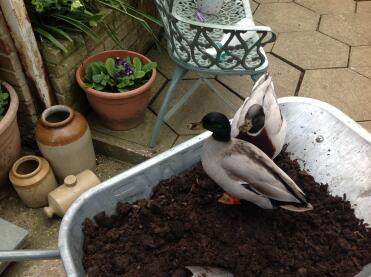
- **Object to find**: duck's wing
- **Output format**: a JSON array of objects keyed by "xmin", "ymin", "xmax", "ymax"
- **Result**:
[
  {"xmin": 252, "ymin": 73, "xmax": 270, "ymax": 91},
  {"xmin": 262, "ymin": 76, "xmax": 285, "ymax": 136},
  {"xmin": 222, "ymin": 140, "xmax": 309, "ymax": 206}
]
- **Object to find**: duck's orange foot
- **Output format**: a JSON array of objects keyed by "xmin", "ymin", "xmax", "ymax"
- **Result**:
[{"xmin": 218, "ymin": 193, "xmax": 241, "ymax": 205}]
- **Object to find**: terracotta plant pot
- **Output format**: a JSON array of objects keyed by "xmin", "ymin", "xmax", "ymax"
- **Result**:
[
  {"xmin": 76, "ymin": 50, "xmax": 157, "ymax": 130},
  {"xmin": 0, "ymin": 81, "xmax": 21, "ymax": 186}
]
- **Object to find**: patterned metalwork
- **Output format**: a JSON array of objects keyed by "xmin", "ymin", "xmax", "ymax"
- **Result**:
[
  {"xmin": 155, "ymin": 0, "xmax": 276, "ymax": 75},
  {"xmin": 175, "ymin": 0, "xmax": 248, "ymax": 25}
]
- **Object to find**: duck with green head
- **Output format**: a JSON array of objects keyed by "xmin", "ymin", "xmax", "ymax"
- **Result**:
[{"xmin": 189, "ymin": 112, "xmax": 312, "ymax": 212}]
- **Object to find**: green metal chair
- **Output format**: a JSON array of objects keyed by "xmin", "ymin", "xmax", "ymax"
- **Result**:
[{"xmin": 150, "ymin": 0, "xmax": 276, "ymax": 147}]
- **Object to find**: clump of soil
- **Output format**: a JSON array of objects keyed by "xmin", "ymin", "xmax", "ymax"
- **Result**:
[{"xmin": 82, "ymin": 151, "xmax": 371, "ymax": 277}]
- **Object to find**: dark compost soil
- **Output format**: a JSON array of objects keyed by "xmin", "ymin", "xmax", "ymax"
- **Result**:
[{"xmin": 82, "ymin": 151, "xmax": 371, "ymax": 277}]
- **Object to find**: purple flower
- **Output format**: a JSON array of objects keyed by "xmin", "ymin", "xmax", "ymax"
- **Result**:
[
  {"xmin": 115, "ymin": 58, "xmax": 134, "ymax": 78},
  {"xmin": 115, "ymin": 58, "xmax": 126, "ymax": 67},
  {"xmin": 114, "ymin": 72, "xmax": 124, "ymax": 79}
]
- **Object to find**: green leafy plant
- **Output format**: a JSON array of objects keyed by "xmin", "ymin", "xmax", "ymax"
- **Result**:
[
  {"xmin": 28, "ymin": 0, "xmax": 104, "ymax": 53},
  {"xmin": 28, "ymin": 0, "xmax": 162, "ymax": 53},
  {"xmin": 97, "ymin": 0, "xmax": 162, "ymax": 39},
  {"xmin": 84, "ymin": 57, "xmax": 157, "ymax": 92},
  {"xmin": 0, "ymin": 84, "xmax": 9, "ymax": 120}
]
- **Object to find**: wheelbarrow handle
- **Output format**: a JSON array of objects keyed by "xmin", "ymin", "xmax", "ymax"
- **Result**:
[{"xmin": 0, "ymin": 249, "xmax": 60, "ymax": 261}]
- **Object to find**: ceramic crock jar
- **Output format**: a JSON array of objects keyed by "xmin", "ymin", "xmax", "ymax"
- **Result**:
[
  {"xmin": 35, "ymin": 105, "xmax": 96, "ymax": 180},
  {"xmin": 9, "ymin": 155, "xmax": 58, "ymax": 208},
  {"xmin": 197, "ymin": 0, "xmax": 224, "ymax": 15},
  {"xmin": 44, "ymin": 169, "xmax": 100, "ymax": 218}
]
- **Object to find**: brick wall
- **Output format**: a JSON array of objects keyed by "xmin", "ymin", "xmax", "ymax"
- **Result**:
[
  {"xmin": 40, "ymin": 2, "xmax": 159, "ymax": 113},
  {"xmin": 0, "ymin": 9, "xmax": 39, "ymax": 144}
]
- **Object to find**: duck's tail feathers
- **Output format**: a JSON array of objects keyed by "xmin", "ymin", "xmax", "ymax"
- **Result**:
[{"xmin": 279, "ymin": 202, "xmax": 313, "ymax": 212}]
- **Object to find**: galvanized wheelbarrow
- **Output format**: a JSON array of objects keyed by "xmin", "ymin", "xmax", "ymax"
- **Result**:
[{"xmin": 0, "ymin": 97, "xmax": 370, "ymax": 277}]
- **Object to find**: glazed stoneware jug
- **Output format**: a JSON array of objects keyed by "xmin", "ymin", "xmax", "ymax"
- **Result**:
[
  {"xmin": 197, "ymin": 0, "xmax": 224, "ymax": 15},
  {"xmin": 9, "ymin": 155, "xmax": 58, "ymax": 208},
  {"xmin": 44, "ymin": 169, "xmax": 100, "ymax": 218},
  {"xmin": 35, "ymin": 105, "xmax": 96, "ymax": 180}
]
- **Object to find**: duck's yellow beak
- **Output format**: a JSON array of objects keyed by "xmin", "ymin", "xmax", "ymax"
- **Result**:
[
  {"xmin": 240, "ymin": 119, "xmax": 253, "ymax": 133},
  {"xmin": 187, "ymin": 121, "xmax": 204, "ymax": 130}
]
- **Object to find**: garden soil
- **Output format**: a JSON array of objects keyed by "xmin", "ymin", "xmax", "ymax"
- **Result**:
[{"xmin": 82, "ymin": 151, "xmax": 371, "ymax": 277}]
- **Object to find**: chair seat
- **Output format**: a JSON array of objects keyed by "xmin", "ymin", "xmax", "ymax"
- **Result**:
[{"xmin": 173, "ymin": 0, "xmax": 250, "ymax": 26}]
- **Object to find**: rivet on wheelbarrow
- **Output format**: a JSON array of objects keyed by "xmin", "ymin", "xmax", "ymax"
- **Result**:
[{"xmin": 315, "ymin": 135, "xmax": 324, "ymax": 143}]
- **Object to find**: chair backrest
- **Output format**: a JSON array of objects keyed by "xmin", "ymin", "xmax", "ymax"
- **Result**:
[
  {"xmin": 154, "ymin": 0, "xmax": 275, "ymax": 75},
  {"xmin": 154, "ymin": 0, "xmax": 174, "ymax": 39}
]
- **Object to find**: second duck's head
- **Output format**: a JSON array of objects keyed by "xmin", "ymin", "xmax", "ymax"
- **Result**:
[{"xmin": 189, "ymin": 112, "xmax": 231, "ymax": 142}]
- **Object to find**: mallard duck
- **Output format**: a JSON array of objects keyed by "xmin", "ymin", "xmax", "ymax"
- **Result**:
[
  {"xmin": 189, "ymin": 112, "xmax": 312, "ymax": 212},
  {"xmin": 231, "ymin": 73, "xmax": 287, "ymax": 159}
]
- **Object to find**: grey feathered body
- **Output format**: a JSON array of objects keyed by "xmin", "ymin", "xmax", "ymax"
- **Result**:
[{"xmin": 201, "ymin": 137, "xmax": 312, "ymax": 211}]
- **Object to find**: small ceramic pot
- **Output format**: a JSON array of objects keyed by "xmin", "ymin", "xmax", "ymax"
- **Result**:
[
  {"xmin": 35, "ymin": 105, "xmax": 96, "ymax": 180},
  {"xmin": 9, "ymin": 155, "xmax": 58, "ymax": 208},
  {"xmin": 197, "ymin": 0, "xmax": 224, "ymax": 15},
  {"xmin": 44, "ymin": 169, "xmax": 100, "ymax": 218}
]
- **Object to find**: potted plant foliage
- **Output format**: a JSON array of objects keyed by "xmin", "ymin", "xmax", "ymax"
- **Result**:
[
  {"xmin": 28, "ymin": 0, "xmax": 161, "ymax": 53},
  {"xmin": 76, "ymin": 50, "xmax": 157, "ymax": 130},
  {"xmin": 0, "ymin": 81, "xmax": 21, "ymax": 186}
]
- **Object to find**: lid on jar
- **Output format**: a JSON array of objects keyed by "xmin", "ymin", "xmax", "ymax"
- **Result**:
[{"xmin": 64, "ymin": 175, "xmax": 77, "ymax": 187}]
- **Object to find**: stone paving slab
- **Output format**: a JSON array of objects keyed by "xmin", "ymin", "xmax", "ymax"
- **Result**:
[
  {"xmin": 349, "ymin": 46, "xmax": 371, "ymax": 79},
  {"xmin": 255, "ymin": 3, "xmax": 319, "ymax": 32},
  {"xmin": 357, "ymin": 1, "xmax": 371, "ymax": 13},
  {"xmin": 255, "ymin": 0, "xmax": 293, "ymax": 3},
  {"xmin": 88, "ymin": 109, "xmax": 178, "ymax": 161},
  {"xmin": 151, "ymin": 79, "xmax": 243, "ymax": 135},
  {"xmin": 0, "ymin": 218, "xmax": 28, "ymax": 274},
  {"xmin": 295, "ymin": 0, "xmax": 356, "ymax": 14},
  {"xmin": 350, "ymin": 67, "xmax": 371, "ymax": 79},
  {"xmin": 320, "ymin": 13, "xmax": 371, "ymax": 46},
  {"xmin": 250, "ymin": 0, "xmax": 259, "ymax": 13},
  {"xmin": 149, "ymin": 71, "xmax": 167, "ymax": 102},
  {"xmin": 146, "ymin": 47, "xmax": 214, "ymax": 80},
  {"xmin": 359, "ymin": 121, "xmax": 371, "ymax": 133},
  {"xmin": 299, "ymin": 68, "xmax": 371, "ymax": 121},
  {"xmin": 272, "ymin": 31, "xmax": 349, "ymax": 69},
  {"xmin": 94, "ymin": 154, "xmax": 132, "ymax": 181},
  {"xmin": 174, "ymin": 135, "xmax": 196, "ymax": 146},
  {"xmin": 349, "ymin": 46, "xmax": 371, "ymax": 67},
  {"xmin": 217, "ymin": 53, "xmax": 301, "ymax": 98},
  {"xmin": 216, "ymin": 75, "xmax": 254, "ymax": 99}
]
